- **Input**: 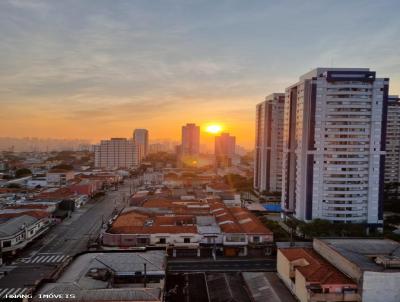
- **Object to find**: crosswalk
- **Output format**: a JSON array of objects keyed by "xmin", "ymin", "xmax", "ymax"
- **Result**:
[
  {"xmin": 18, "ymin": 254, "xmax": 69, "ymax": 264},
  {"xmin": 0, "ymin": 287, "xmax": 30, "ymax": 298}
]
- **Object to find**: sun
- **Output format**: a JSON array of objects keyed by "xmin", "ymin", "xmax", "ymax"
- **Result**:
[{"xmin": 206, "ymin": 124, "xmax": 222, "ymax": 134}]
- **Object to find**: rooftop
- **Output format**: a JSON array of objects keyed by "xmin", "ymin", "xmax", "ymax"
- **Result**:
[
  {"xmin": 0, "ymin": 215, "xmax": 38, "ymax": 237},
  {"xmin": 110, "ymin": 198, "xmax": 272, "ymax": 236},
  {"xmin": 35, "ymin": 251, "xmax": 165, "ymax": 302},
  {"xmin": 279, "ymin": 248, "xmax": 356, "ymax": 285},
  {"xmin": 316, "ymin": 238, "xmax": 400, "ymax": 272}
]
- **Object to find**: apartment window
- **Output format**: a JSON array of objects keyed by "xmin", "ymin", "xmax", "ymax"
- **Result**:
[
  {"xmin": 253, "ymin": 236, "xmax": 260, "ymax": 243},
  {"xmin": 3, "ymin": 241, "xmax": 11, "ymax": 248},
  {"xmin": 158, "ymin": 238, "xmax": 166, "ymax": 244},
  {"xmin": 184, "ymin": 238, "xmax": 191, "ymax": 243}
]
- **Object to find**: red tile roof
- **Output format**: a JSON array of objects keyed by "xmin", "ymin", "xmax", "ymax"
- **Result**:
[
  {"xmin": 110, "ymin": 198, "xmax": 272, "ymax": 236},
  {"xmin": 279, "ymin": 248, "xmax": 356, "ymax": 285},
  {"xmin": 207, "ymin": 183, "xmax": 234, "ymax": 191},
  {"xmin": 35, "ymin": 187, "xmax": 74, "ymax": 200},
  {"xmin": 6, "ymin": 204, "xmax": 49, "ymax": 210},
  {"xmin": 0, "ymin": 210, "xmax": 49, "ymax": 220}
]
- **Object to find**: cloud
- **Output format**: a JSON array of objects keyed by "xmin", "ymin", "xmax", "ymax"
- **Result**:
[{"xmin": 0, "ymin": 0, "xmax": 399, "ymax": 145}]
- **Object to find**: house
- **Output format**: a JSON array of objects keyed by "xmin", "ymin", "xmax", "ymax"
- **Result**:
[
  {"xmin": 33, "ymin": 251, "xmax": 165, "ymax": 302},
  {"xmin": 46, "ymin": 169, "xmax": 74, "ymax": 187},
  {"xmin": 0, "ymin": 212, "xmax": 51, "ymax": 260},
  {"xmin": 69, "ymin": 180, "xmax": 99, "ymax": 197},
  {"xmin": 102, "ymin": 198, "xmax": 273, "ymax": 257},
  {"xmin": 313, "ymin": 238, "xmax": 400, "ymax": 302},
  {"xmin": 27, "ymin": 177, "xmax": 48, "ymax": 188},
  {"xmin": 277, "ymin": 247, "xmax": 359, "ymax": 302},
  {"xmin": 206, "ymin": 182, "xmax": 235, "ymax": 195}
]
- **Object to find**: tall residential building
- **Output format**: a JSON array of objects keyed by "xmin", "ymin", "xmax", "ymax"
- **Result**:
[
  {"xmin": 133, "ymin": 129, "xmax": 149, "ymax": 159},
  {"xmin": 254, "ymin": 93, "xmax": 285, "ymax": 193},
  {"xmin": 94, "ymin": 138, "xmax": 139, "ymax": 169},
  {"xmin": 215, "ymin": 133, "xmax": 236, "ymax": 167},
  {"xmin": 281, "ymin": 68, "xmax": 389, "ymax": 227},
  {"xmin": 215, "ymin": 133, "xmax": 236, "ymax": 157},
  {"xmin": 181, "ymin": 123, "xmax": 200, "ymax": 155},
  {"xmin": 385, "ymin": 95, "xmax": 400, "ymax": 184}
]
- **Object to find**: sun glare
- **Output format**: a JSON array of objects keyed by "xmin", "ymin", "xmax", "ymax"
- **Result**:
[{"xmin": 206, "ymin": 124, "xmax": 222, "ymax": 134}]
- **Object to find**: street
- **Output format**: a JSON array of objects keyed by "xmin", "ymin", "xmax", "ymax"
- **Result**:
[
  {"xmin": 167, "ymin": 258, "xmax": 276, "ymax": 272},
  {"xmin": 0, "ymin": 180, "xmax": 134, "ymax": 298}
]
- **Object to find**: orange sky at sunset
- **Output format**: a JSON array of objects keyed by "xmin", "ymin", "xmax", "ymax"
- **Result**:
[
  {"xmin": 1, "ymin": 1, "xmax": 399, "ymax": 150},
  {"xmin": 1, "ymin": 95, "xmax": 256, "ymax": 148}
]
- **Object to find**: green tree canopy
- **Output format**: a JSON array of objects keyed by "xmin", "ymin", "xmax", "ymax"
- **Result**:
[{"xmin": 15, "ymin": 168, "xmax": 32, "ymax": 178}]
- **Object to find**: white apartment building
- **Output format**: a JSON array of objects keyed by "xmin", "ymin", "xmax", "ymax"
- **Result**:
[
  {"xmin": 94, "ymin": 138, "xmax": 139, "ymax": 170},
  {"xmin": 385, "ymin": 95, "xmax": 400, "ymax": 184},
  {"xmin": 254, "ymin": 93, "xmax": 285, "ymax": 193},
  {"xmin": 281, "ymin": 68, "xmax": 389, "ymax": 228}
]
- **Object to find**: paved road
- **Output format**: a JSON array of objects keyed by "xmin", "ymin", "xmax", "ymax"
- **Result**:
[
  {"xmin": 0, "ymin": 180, "xmax": 134, "ymax": 299},
  {"xmin": 167, "ymin": 258, "xmax": 276, "ymax": 272}
]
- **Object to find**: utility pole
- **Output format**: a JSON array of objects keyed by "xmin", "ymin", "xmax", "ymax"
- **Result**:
[{"xmin": 143, "ymin": 263, "xmax": 147, "ymax": 288}]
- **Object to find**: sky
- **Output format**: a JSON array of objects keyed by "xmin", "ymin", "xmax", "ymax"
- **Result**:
[{"xmin": 1, "ymin": 0, "xmax": 399, "ymax": 148}]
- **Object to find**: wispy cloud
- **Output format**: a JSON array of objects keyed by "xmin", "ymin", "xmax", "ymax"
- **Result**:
[{"xmin": 0, "ymin": 0, "xmax": 399, "ymax": 145}]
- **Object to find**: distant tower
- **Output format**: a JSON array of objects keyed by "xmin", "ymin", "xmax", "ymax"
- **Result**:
[
  {"xmin": 215, "ymin": 133, "xmax": 236, "ymax": 167},
  {"xmin": 133, "ymin": 129, "xmax": 149, "ymax": 160},
  {"xmin": 181, "ymin": 123, "xmax": 200, "ymax": 155}
]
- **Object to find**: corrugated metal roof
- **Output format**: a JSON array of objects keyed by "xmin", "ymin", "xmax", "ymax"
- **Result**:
[{"xmin": 0, "ymin": 215, "xmax": 37, "ymax": 237}]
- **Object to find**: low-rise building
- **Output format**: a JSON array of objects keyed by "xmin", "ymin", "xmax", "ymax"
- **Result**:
[
  {"xmin": 102, "ymin": 198, "xmax": 273, "ymax": 257},
  {"xmin": 0, "ymin": 212, "xmax": 51, "ymax": 260},
  {"xmin": 313, "ymin": 238, "xmax": 400, "ymax": 302},
  {"xmin": 26, "ymin": 177, "xmax": 48, "ymax": 188},
  {"xmin": 277, "ymin": 247, "xmax": 358, "ymax": 302},
  {"xmin": 46, "ymin": 169, "xmax": 74, "ymax": 187},
  {"xmin": 34, "ymin": 251, "xmax": 165, "ymax": 302},
  {"xmin": 143, "ymin": 170, "xmax": 164, "ymax": 186}
]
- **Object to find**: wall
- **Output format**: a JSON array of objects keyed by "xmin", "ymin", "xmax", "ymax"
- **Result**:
[
  {"xmin": 294, "ymin": 270, "xmax": 308, "ymax": 302},
  {"xmin": 277, "ymin": 250, "xmax": 294, "ymax": 292},
  {"xmin": 150, "ymin": 233, "xmax": 202, "ymax": 245}
]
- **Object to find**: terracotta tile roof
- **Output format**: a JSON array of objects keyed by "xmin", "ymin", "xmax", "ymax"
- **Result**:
[
  {"xmin": 6, "ymin": 204, "xmax": 49, "ymax": 210},
  {"xmin": 35, "ymin": 187, "xmax": 74, "ymax": 200},
  {"xmin": 156, "ymin": 215, "xmax": 195, "ymax": 225},
  {"xmin": 0, "ymin": 188, "xmax": 23, "ymax": 193},
  {"xmin": 110, "ymin": 210, "xmax": 197, "ymax": 234},
  {"xmin": 207, "ymin": 183, "xmax": 234, "ymax": 191},
  {"xmin": 229, "ymin": 207, "xmax": 272, "ymax": 234},
  {"xmin": 110, "ymin": 198, "xmax": 272, "ymax": 236},
  {"xmin": 0, "ymin": 210, "xmax": 49, "ymax": 220},
  {"xmin": 111, "ymin": 225, "xmax": 197, "ymax": 234},
  {"xmin": 279, "ymin": 248, "xmax": 356, "ymax": 285}
]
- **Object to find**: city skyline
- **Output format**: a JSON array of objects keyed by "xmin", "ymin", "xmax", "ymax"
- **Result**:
[{"xmin": 1, "ymin": 0, "xmax": 400, "ymax": 148}]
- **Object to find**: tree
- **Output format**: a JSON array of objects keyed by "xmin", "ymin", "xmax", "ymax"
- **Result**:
[
  {"xmin": 144, "ymin": 152, "xmax": 177, "ymax": 167},
  {"xmin": 15, "ymin": 168, "xmax": 32, "ymax": 178},
  {"xmin": 52, "ymin": 164, "xmax": 73, "ymax": 170},
  {"xmin": 223, "ymin": 174, "xmax": 253, "ymax": 191},
  {"xmin": 6, "ymin": 183, "xmax": 21, "ymax": 189}
]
